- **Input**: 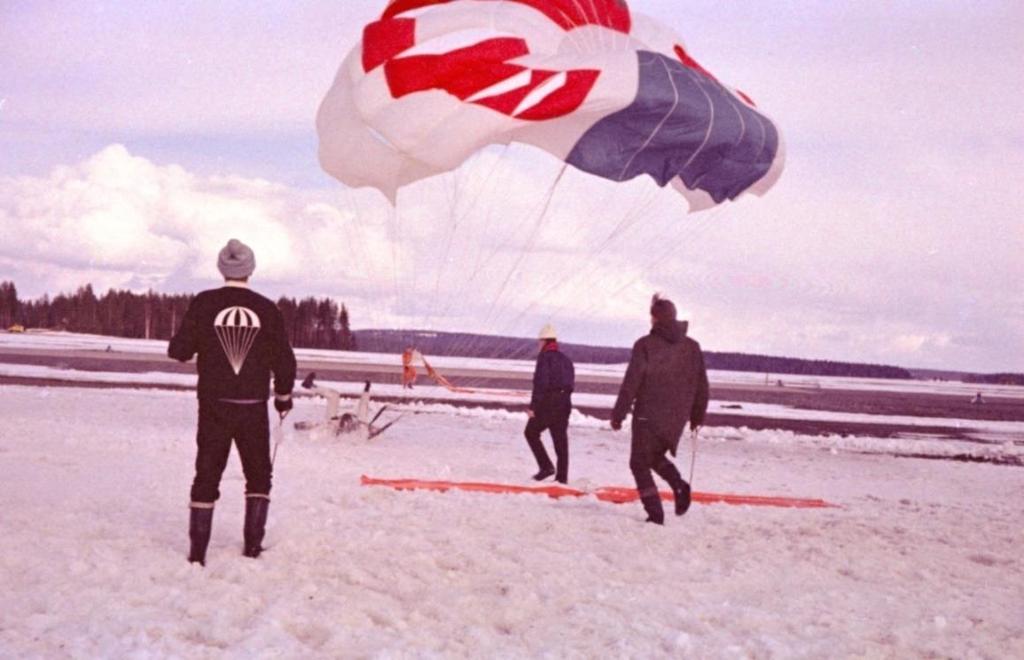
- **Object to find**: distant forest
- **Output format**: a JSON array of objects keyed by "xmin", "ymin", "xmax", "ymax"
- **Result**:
[
  {"xmin": 963, "ymin": 373, "xmax": 1024, "ymax": 386},
  {"xmin": 0, "ymin": 281, "xmax": 356, "ymax": 351},
  {"xmin": 4, "ymin": 281, "xmax": 1018, "ymax": 383}
]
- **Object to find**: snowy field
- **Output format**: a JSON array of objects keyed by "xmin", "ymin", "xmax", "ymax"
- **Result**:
[
  {"xmin": 1, "ymin": 385, "xmax": 1022, "ymax": 658},
  {"xmin": 3, "ymin": 363, "xmax": 1024, "ymax": 451}
]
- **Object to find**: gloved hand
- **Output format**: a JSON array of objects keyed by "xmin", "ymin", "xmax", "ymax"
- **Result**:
[
  {"xmin": 274, "ymin": 395, "xmax": 293, "ymax": 417},
  {"xmin": 610, "ymin": 418, "xmax": 622, "ymax": 431}
]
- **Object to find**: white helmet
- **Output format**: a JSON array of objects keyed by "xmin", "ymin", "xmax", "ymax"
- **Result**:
[{"xmin": 538, "ymin": 323, "xmax": 557, "ymax": 340}]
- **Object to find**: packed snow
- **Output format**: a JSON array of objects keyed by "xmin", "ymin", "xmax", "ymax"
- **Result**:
[{"xmin": 1, "ymin": 385, "xmax": 1022, "ymax": 657}]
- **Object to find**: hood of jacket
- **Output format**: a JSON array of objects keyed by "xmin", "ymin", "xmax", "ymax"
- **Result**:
[{"xmin": 650, "ymin": 320, "xmax": 689, "ymax": 345}]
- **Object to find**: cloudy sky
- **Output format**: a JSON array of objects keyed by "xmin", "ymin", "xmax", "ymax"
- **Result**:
[{"xmin": 1, "ymin": 1, "xmax": 1022, "ymax": 372}]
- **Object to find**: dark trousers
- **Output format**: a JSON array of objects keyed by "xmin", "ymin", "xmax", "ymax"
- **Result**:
[
  {"xmin": 190, "ymin": 400, "xmax": 272, "ymax": 504},
  {"xmin": 524, "ymin": 394, "xmax": 571, "ymax": 482},
  {"xmin": 629, "ymin": 420, "xmax": 684, "ymax": 498}
]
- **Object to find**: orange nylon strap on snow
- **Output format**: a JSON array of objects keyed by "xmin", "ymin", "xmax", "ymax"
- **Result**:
[
  {"xmin": 421, "ymin": 356, "xmax": 475, "ymax": 394},
  {"xmin": 360, "ymin": 476, "xmax": 838, "ymax": 509}
]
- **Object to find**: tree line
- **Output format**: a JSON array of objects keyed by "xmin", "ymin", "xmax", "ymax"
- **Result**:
[
  {"xmin": 354, "ymin": 329, "xmax": 916, "ymax": 380},
  {"xmin": 0, "ymin": 281, "xmax": 356, "ymax": 351},
  {"xmin": 4, "ymin": 280, "xmax": 1014, "ymax": 382}
]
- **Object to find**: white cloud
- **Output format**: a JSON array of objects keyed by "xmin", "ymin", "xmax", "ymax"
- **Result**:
[
  {"xmin": 1, "ymin": 143, "xmax": 1021, "ymax": 372},
  {"xmin": 0, "ymin": 145, "xmax": 359, "ymax": 292}
]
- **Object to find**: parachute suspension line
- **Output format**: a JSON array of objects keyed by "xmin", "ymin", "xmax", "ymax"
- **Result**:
[
  {"xmin": 460, "ymin": 159, "xmax": 573, "ymax": 370},
  {"xmin": 553, "ymin": 6, "xmax": 588, "ymax": 55},
  {"xmin": 541, "ymin": 183, "xmax": 657, "ymax": 293},
  {"xmin": 603, "ymin": 206, "xmax": 726, "ymax": 304},
  {"xmin": 604, "ymin": 200, "xmax": 728, "ymax": 303},
  {"xmin": 555, "ymin": 3, "xmax": 591, "ymax": 53},
  {"xmin": 602, "ymin": 187, "xmax": 662, "ymax": 243},
  {"xmin": 491, "ymin": 182, "xmax": 660, "ymax": 345},
  {"xmin": 502, "ymin": 201, "xmax": 724, "ymax": 362},
  {"xmin": 435, "ymin": 160, "xmax": 563, "ymax": 361},
  {"xmin": 575, "ymin": 0, "xmax": 607, "ymax": 52},
  {"xmin": 361, "ymin": 186, "xmax": 410, "ymax": 391},
  {"xmin": 342, "ymin": 188, "xmax": 371, "ymax": 290},
  {"xmin": 343, "ymin": 188, "xmax": 389, "ymax": 343},
  {"xmin": 449, "ymin": 162, "xmax": 569, "ymax": 362},
  {"xmin": 595, "ymin": 205, "xmax": 724, "ymax": 312},
  {"xmin": 589, "ymin": 0, "xmax": 613, "ymax": 51},
  {"xmin": 464, "ymin": 172, "xmax": 647, "ymax": 366},
  {"xmin": 477, "ymin": 162, "xmax": 569, "ymax": 333},
  {"xmin": 571, "ymin": 207, "xmax": 721, "ymax": 323},
  {"xmin": 350, "ymin": 188, "xmax": 405, "ymax": 358},
  {"xmin": 410, "ymin": 167, "xmax": 460, "ymax": 338},
  {"xmin": 428, "ymin": 152, "xmax": 530, "ymax": 353},
  {"xmin": 386, "ymin": 197, "xmax": 412, "ymax": 339},
  {"xmin": 422, "ymin": 145, "xmax": 510, "ymax": 343},
  {"xmin": 493, "ymin": 187, "xmax": 665, "ymax": 361}
]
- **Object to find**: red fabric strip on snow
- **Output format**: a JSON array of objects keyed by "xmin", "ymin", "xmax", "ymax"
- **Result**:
[{"xmin": 360, "ymin": 475, "xmax": 838, "ymax": 509}]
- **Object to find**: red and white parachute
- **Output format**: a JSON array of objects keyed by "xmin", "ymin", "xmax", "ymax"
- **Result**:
[{"xmin": 317, "ymin": 0, "xmax": 784, "ymax": 212}]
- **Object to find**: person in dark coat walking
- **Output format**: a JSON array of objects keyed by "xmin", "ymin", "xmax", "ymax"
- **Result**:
[
  {"xmin": 524, "ymin": 324, "xmax": 575, "ymax": 483},
  {"xmin": 610, "ymin": 295, "xmax": 709, "ymax": 524},
  {"xmin": 169, "ymin": 239, "xmax": 297, "ymax": 565}
]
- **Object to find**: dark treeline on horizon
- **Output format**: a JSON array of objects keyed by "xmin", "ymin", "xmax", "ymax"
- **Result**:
[
  {"xmin": 0, "ymin": 281, "xmax": 355, "ymax": 351},
  {"xmin": 355, "ymin": 329, "xmax": 917, "ymax": 380},
  {"xmin": 963, "ymin": 373, "xmax": 1024, "ymax": 386},
  {"xmin": 4, "ymin": 282, "xmax": 1018, "ymax": 382}
]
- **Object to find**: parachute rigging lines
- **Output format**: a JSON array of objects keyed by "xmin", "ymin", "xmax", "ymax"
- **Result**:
[
  {"xmin": 316, "ymin": 0, "xmax": 786, "ymax": 381},
  {"xmin": 214, "ymin": 306, "xmax": 261, "ymax": 375}
]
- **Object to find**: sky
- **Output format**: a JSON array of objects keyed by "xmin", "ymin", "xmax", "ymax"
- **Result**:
[{"xmin": 1, "ymin": 1, "xmax": 1022, "ymax": 372}]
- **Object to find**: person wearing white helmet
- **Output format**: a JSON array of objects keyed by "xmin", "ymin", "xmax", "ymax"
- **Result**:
[{"xmin": 524, "ymin": 323, "xmax": 575, "ymax": 483}]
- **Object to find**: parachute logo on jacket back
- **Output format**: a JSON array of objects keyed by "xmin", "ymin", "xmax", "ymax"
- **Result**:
[{"xmin": 214, "ymin": 306, "xmax": 261, "ymax": 375}]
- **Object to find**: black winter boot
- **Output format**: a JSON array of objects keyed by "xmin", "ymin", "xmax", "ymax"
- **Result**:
[
  {"xmin": 532, "ymin": 467, "xmax": 555, "ymax": 481},
  {"xmin": 674, "ymin": 480, "xmax": 692, "ymax": 516},
  {"xmin": 640, "ymin": 494, "xmax": 664, "ymax": 525},
  {"xmin": 243, "ymin": 497, "xmax": 270, "ymax": 558},
  {"xmin": 188, "ymin": 506, "xmax": 214, "ymax": 566},
  {"xmin": 651, "ymin": 457, "xmax": 690, "ymax": 516}
]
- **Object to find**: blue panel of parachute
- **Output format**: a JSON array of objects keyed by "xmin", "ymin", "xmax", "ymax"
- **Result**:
[{"xmin": 567, "ymin": 51, "xmax": 780, "ymax": 204}]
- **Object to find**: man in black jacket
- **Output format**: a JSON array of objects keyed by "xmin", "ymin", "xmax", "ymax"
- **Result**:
[
  {"xmin": 169, "ymin": 239, "xmax": 297, "ymax": 565},
  {"xmin": 610, "ymin": 295, "xmax": 709, "ymax": 524},
  {"xmin": 524, "ymin": 324, "xmax": 575, "ymax": 484}
]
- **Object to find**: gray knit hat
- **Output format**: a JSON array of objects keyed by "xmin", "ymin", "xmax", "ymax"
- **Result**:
[{"xmin": 217, "ymin": 239, "xmax": 256, "ymax": 280}]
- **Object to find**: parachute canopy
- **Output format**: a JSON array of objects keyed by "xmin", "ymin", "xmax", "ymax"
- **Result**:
[{"xmin": 317, "ymin": 0, "xmax": 784, "ymax": 211}]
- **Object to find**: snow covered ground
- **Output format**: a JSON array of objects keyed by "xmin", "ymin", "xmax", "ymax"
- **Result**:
[
  {"xmin": 1, "ymin": 385, "xmax": 1022, "ymax": 657},
  {"xmin": 3, "ymin": 363, "xmax": 1024, "ymax": 448}
]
